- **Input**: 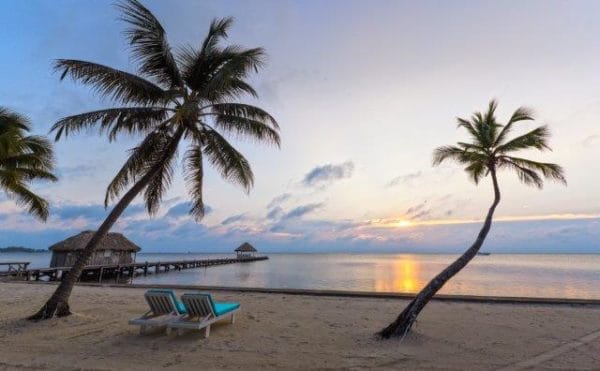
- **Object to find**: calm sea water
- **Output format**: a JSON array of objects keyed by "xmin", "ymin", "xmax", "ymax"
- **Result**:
[{"xmin": 1, "ymin": 252, "xmax": 599, "ymax": 299}]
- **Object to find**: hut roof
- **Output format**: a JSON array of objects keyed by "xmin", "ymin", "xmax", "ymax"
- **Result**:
[
  {"xmin": 48, "ymin": 231, "xmax": 141, "ymax": 252},
  {"xmin": 235, "ymin": 242, "xmax": 257, "ymax": 252}
]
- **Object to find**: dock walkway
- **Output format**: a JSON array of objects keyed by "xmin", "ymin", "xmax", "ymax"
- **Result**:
[
  {"xmin": 5, "ymin": 256, "xmax": 268, "ymax": 282},
  {"xmin": 0, "ymin": 262, "xmax": 30, "ymax": 277}
]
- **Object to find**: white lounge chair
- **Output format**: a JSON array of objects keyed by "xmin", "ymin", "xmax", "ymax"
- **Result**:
[
  {"xmin": 129, "ymin": 289, "xmax": 186, "ymax": 334},
  {"xmin": 167, "ymin": 293, "xmax": 240, "ymax": 338}
]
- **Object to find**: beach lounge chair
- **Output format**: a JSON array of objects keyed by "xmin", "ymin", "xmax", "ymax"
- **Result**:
[
  {"xmin": 128, "ymin": 289, "xmax": 186, "ymax": 334},
  {"xmin": 167, "ymin": 293, "xmax": 240, "ymax": 338}
]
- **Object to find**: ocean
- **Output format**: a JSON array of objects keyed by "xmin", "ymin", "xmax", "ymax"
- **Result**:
[{"xmin": 2, "ymin": 252, "xmax": 599, "ymax": 299}]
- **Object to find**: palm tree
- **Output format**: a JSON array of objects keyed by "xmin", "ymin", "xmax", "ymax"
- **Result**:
[
  {"xmin": 379, "ymin": 100, "xmax": 566, "ymax": 339},
  {"xmin": 29, "ymin": 0, "xmax": 279, "ymax": 320},
  {"xmin": 0, "ymin": 108, "xmax": 57, "ymax": 220}
]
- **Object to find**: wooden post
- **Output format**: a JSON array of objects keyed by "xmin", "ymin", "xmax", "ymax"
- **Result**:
[
  {"xmin": 144, "ymin": 262, "xmax": 148, "ymax": 276},
  {"xmin": 98, "ymin": 267, "xmax": 104, "ymax": 283}
]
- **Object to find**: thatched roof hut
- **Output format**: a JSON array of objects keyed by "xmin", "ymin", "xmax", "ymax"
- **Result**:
[
  {"xmin": 235, "ymin": 242, "xmax": 257, "ymax": 257},
  {"xmin": 49, "ymin": 231, "xmax": 141, "ymax": 267}
]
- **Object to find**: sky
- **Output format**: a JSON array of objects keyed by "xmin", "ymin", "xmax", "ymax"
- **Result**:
[{"xmin": 0, "ymin": 0, "xmax": 599, "ymax": 253}]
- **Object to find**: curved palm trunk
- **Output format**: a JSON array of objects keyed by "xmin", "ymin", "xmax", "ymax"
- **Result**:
[
  {"xmin": 379, "ymin": 168, "xmax": 501, "ymax": 339},
  {"xmin": 28, "ymin": 129, "xmax": 183, "ymax": 321}
]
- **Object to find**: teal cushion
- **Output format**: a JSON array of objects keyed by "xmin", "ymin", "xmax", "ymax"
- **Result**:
[
  {"xmin": 213, "ymin": 302, "xmax": 240, "ymax": 316},
  {"xmin": 147, "ymin": 289, "xmax": 187, "ymax": 314}
]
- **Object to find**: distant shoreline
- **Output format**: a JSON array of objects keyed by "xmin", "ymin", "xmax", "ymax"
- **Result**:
[{"xmin": 0, "ymin": 247, "xmax": 46, "ymax": 253}]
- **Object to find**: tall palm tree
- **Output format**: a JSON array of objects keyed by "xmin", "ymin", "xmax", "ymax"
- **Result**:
[
  {"xmin": 379, "ymin": 100, "xmax": 566, "ymax": 339},
  {"xmin": 0, "ymin": 108, "xmax": 57, "ymax": 220},
  {"xmin": 29, "ymin": 0, "xmax": 279, "ymax": 320}
]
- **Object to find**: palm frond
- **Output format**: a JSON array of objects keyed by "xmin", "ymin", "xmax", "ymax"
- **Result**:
[
  {"xmin": 183, "ymin": 144, "xmax": 206, "ymax": 220},
  {"xmin": 495, "ymin": 125, "xmax": 551, "ymax": 154},
  {"xmin": 1, "ymin": 154, "xmax": 57, "ymax": 178},
  {"xmin": 0, "ymin": 107, "xmax": 56, "ymax": 221},
  {"xmin": 181, "ymin": 43, "xmax": 264, "ymax": 97},
  {"xmin": 499, "ymin": 156, "xmax": 566, "ymax": 185},
  {"xmin": 0, "ymin": 167, "xmax": 57, "ymax": 182},
  {"xmin": 0, "ymin": 108, "xmax": 31, "ymax": 132},
  {"xmin": 143, "ymin": 147, "xmax": 176, "ymax": 215},
  {"xmin": 465, "ymin": 161, "xmax": 487, "ymax": 185},
  {"xmin": 54, "ymin": 59, "xmax": 167, "ymax": 104},
  {"xmin": 201, "ymin": 17, "xmax": 234, "ymax": 56},
  {"xmin": 104, "ymin": 128, "xmax": 170, "ymax": 206},
  {"xmin": 201, "ymin": 47, "xmax": 265, "ymax": 100},
  {"xmin": 432, "ymin": 145, "xmax": 486, "ymax": 166},
  {"xmin": 208, "ymin": 103, "xmax": 278, "ymax": 128},
  {"xmin": 177, "ymin": 17, "xmax": 234, "ymax": 86},
  {"xmin": 51, "ymin": 107, "xmax": 169, "ymax": 141},
  {"xmin": 21, "ymin": 135, "xmax": 55, "ymax": 159},
  {"xmin": 206, "ymin": 103, "xmax": 279, "ymax": 146},
  {"xmin": 497, "ymin": 159, "xmax": 544, "ymax": 188},
  {"xmin": 456, "ymin": 117, "xmax": 484, "ymax": 146},
  {"xmin": 0, "ymin": 178, "xmax": 50, "ymax": 220},
  {"xmin": 202, "ymin": 128, "xmax": 253, "ymax": 191},
  {"xmin": 117, "ymin": 0, "xmax": 182, "ymax": 87},
  {"xmin": 494, "ymin": 106, "xmax": 534, "ymax": 146}
]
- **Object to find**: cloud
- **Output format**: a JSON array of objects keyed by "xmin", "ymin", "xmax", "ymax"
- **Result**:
[
  {"xmin": 267, "ymin": 193, "xmax": 291, "ymax": 209},
  {"xmin": 221, "ymin": 213, "xmax": 248, "ymax": 225},
  {"xmin": 124, "ymin": 219, "xmax": 171, "ymax": 233},
  {"xmin": 387, "ymin": 171, "xmax": 423, "ymax": 187},
  {"xmin": 582, "ymin": 134, "xmax": 599, "ymax": 147},
  {"xmin": 281, "ymin": 203, "xmax": 323, "ymax": 220},
  {"xmin": 53, "ymin": 204, "xmax": 107, "ymax": 222},
  {"xmin": 122, "ymin": 204, "xmax": 146, "ymax": 218},
  {"xmin": 56, "ymin": 164, "xmax": 99, "ymax": 179},
  {"xmin": 266, "ymin": 206, "xmax": 284, "ymax": 220},
  {"xmin": 405, "ymin": 201, "xmax": 432, "ymax": 220},
  {"xmin": 166, "ymin": 202, "xmax": 213, "ymax": 219},
  {"xmin": 302, "ymin": 161, "xmax": 354, "ymax": 188}
]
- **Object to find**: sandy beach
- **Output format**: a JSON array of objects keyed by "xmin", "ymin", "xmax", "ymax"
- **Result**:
[{"xmin": 0, "ymin": 283, "xmax": 599, "ymax": 370}]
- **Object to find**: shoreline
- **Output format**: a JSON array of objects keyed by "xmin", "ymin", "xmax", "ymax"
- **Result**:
[{"xmin": 10, "ymin": 280, "xmax": 600, "ymax": 306}]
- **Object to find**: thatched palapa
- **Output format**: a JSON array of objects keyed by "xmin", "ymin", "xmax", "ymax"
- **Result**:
[
  {"xmin": 49, "ymin": 231, "xmax": 141, "ymax": 268},
  {"xmin": 235, "ymin": 242, "xmax": 257, "ymax": 258}
]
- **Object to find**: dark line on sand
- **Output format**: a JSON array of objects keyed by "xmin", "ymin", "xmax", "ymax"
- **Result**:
[{"xmin": 10, "ymin": 281, "xmax": 600, "ymax": 306}]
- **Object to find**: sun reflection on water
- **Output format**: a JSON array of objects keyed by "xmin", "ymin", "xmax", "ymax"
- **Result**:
[{"xmin": 375, "ymin": 255, "xmax": 424, "ymax": 293}]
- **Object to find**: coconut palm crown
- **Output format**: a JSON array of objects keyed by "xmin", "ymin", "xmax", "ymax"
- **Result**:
[
  {"xmin": 0, "ymin": 108, "xmax": 57, "ymax": 220},
  {"xmin": 51, "ymin": 0, "xmax": 280, "ymax": 220},
  {"xmin": 433, "ymin": 100, "xmax": 565, "ymax": 187}
]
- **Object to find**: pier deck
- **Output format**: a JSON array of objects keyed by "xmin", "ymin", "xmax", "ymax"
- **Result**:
[
  {"xmin": 4, "ymin": 256, "xmax": 268, "ymax": 282},
  {"xmin": 0, "ymin": 262, "xmax": 30, "ymax": 277}
]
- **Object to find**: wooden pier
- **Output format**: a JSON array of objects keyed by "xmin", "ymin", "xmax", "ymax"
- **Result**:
[
  {"xmin": 5, "ymin": 256, "xmax": 268, "ymax": 282},
  {"xmin": 0, "ymin": 262, "xmax": 30, "ymax": 277}
]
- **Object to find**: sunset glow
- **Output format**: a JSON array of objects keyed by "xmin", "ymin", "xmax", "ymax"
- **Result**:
[{"xmin": 0, "ymin": 0, "xmax": 598, "ymax": 254}]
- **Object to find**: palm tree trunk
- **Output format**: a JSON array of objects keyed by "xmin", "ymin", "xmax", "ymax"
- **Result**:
[
  {"xmin": 378, "ymin": 168, "xmax": 501, "ymax": 339},
  {"xmin": 28, "ymin": 128, "xmax": 183, "ymax": 321}
]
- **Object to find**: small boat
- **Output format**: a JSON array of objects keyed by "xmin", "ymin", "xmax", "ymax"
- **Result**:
[{"xmin": 477, "ymin": 252, "xmax": 491, "ymax": 256}]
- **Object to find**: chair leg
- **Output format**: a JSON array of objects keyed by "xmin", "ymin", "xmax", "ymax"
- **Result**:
[
  {"xmin": 231, "ymin": 313, "xmax": 236, "ymax": 324},
  {"xmin": 204, "ymin": 325, "xmax": 211, "ymax": 338}
]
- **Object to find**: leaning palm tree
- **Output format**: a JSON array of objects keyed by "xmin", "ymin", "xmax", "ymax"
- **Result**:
[
  {"xmin": 0, "ymin": 108, "xmax": 57, "ymax": 220},
  {"xmin": 29, "ymin": 0, "xmax": 279, "ymax": 320},
  {"xmin": 379, "ymin": 100, "xmax": 566, "ymax": 339}
]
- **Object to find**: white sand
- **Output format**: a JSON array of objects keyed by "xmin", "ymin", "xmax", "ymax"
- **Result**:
[{"xmin": 0, "ymin": 283, "xmax": 599, "ymax": 370}]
